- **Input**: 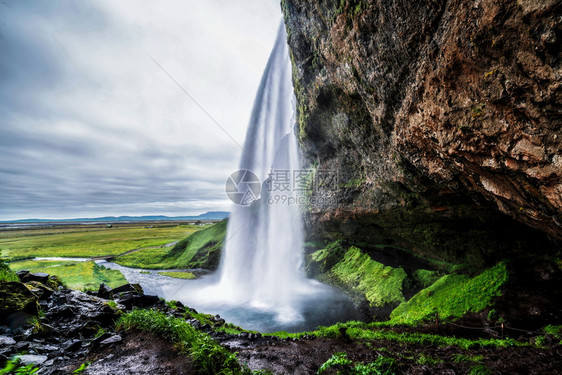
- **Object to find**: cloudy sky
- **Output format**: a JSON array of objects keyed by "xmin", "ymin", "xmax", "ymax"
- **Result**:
[{"xmin": 0, "ymin": 0, "xmax": 281, "ymax": 220}]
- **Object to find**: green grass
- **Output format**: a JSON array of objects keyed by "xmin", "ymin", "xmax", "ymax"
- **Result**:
[
  {"xmin": 8, "ymin": 260, "xmax": 127, "ymax": 290},
  {"xmin": 115, "ymin": 220, "xmax": 227, "ymax": 269},
  {"xmin": 116, "ymin": 309, "xmax": 244, "ymax": 375},
  {"xmin": 0, "ymin": 224, "xmax": 200, "ymax": 259},
  {"xmin": 312, "ymin": 321, "xmax": 525, "ymax": 350},
  {"xmin": 158, "ymin": 271, "xmax": 196, "ymax": 279},
  {"xmin": 0, "ymin": 259, "xmax": 18, "ymax": 282},
  {"xmin": 389, "ymin": 262, "xmax": 508, "ymax": 324},
  {"xmin": 318, "ymin": 352, "xmax": 400, "ymax": 375}
]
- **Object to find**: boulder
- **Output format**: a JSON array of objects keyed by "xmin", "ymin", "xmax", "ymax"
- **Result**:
[
  {"xmin": 24, "ymin": 281, "xmax": 54, "ymax": 300},
  {"xmin": 96, "ymin": 283, "xmax": 113, "ymax": 299},
  {"xmin": 0, "ymin": 282, "xmax": 39, "ymax": 328},
  {"xmin": 112, "ymin": 283, "xmax": 144, "ymax": 295},
  {"xmin": 17, "ymin": 272, "xmax": 49, "ymax": 284}
]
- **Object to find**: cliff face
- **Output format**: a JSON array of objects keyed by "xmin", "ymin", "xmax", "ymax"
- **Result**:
[{"xmin": 282, "ymin": 0, "xmax": 562, "ymax": 263}]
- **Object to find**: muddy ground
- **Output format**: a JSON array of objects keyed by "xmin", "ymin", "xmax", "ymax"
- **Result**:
[{"xmin": 75, "ymin": 328, "xmax": 562, "ymax": 375}]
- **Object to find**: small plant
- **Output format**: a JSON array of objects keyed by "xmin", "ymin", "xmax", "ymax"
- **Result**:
[
  {"xmin": 94, "ymin": 327, "xmax": 107, "ymax": 338},
  {"xmin": 416, "ymin": 354, "xmax": 440, "ymax": 365},
  {"xmin": 73, "ymin": 362, "xmax": 90, "ymax": 374},
  {"xmin": 317, "ymin": 352, "xmax": 399, "ymax": 375},
  {"xmin": 0, "ymin": 257, "xmax": 19, "ymax": 282},
  {"xmin": 451, "ymin": 354, "xmax": 484, "ymax": 363},
  {"xmin": 533, "ymin": 336, "xmax": 546, "ymax": 347},
  {"xmin": 468, "ymin": 364, "xmax": 492, "ymax": 375}
]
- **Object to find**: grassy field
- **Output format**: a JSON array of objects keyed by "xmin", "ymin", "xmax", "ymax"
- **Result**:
[
  {"xmin": 158, "ymin": 271, "xmax": 196, "ymax": 279},
  {"xmin": 0, "ymin": 223, "xmax": 204, "ymax": 259},
  {"xmin": 8, "ymin": 259, "xmax": 127, "ymax": 290}
]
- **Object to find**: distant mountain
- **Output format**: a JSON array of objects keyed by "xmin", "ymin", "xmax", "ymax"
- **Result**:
[{"xmin": 0, "ymin": 211, "xmax": 229, "ymax": 223}]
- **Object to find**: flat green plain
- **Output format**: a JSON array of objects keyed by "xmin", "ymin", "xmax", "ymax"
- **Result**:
[{"xmin": 0, "ymin": 223, "xmax": 203, "ymax": 259}]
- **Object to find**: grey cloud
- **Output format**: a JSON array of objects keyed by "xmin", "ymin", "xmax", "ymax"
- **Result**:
[{"xmin": 0, "ymin": 0, "xmax": 280, "ymax": 220}]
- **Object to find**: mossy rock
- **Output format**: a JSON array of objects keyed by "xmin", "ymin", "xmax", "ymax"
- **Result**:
[
  {"xmin": 0, "ymin": 281, "xmax": 40, "ymax": 324},
  {"xmin": 24, "ymin": 281, "xmax": 55, "ymax": 300}
]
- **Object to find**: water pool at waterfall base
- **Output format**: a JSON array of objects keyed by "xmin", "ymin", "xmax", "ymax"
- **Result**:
[{"xmin": 173, "ymin": 273, "xmax": 363, "ymax": 333}]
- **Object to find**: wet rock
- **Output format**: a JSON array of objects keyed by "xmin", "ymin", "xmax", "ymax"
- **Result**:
[
  {"xmin": 0, "ymin": 335, "xmax": 15, "ymax": 346},
  {"xmin": 62, "ymin": 339, "xmax": 82, "ymax": 352},
  {"xmin": 99, "ymin": 335, "xmax": 122, "ymax": 346},
  {"xmin": 114, "ymin": 292, "xmax": 159, "ymax": 309},
  {"xmin": 16, "ymin": 354, "xmax": 48, "ymax": 366}
]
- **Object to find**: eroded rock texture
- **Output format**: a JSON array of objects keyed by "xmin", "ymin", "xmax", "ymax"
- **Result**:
[{"xmin": 282, "ymin": 0, "xmax": 561, "ymax": 264}]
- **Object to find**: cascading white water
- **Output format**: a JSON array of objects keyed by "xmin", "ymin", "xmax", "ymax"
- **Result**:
[
  {"xmin": 176, "ymin": 23, "xmax": 360, "ymax": 331},
  {"xmin": 216, "ymin": 23, "xmax": 310, "ymax": 321}
]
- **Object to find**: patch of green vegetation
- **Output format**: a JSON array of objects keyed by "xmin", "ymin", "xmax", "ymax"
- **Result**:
[
  {"xmin": 314, "ymin": 321, "xmax": 525, "ymax": 350},
  {"xmin": 158, "ymin": 271, "xmax": 196, "ymax": 279},
  {"xmin": 389, "ymin": 262, "xmax": 508, "ymax": 325},
  {"xmin": 115, "ymin": 220, "xmax": 226, "ymax": 270},
  {"xmin": 9, "ymin": 260, "xmax": 127, "ymax": 291},
  {"xmin": 0, "ymin": 358, "xmax": 39, "ymax": 374},
  {"xmin": 139, "ymin": 270, "xmax": 151, "ymax": 274},
  {"xmin": 468, "ymin": 364, "xmax": 492, "ymax": 375},
  {"xmin": 412, "ymin": 269, "xmax": 441, "ymax": 288},
  {"xmin": 0, "ymin": 224, "xmax": 199, "ymax": 258},
  {"xmin": 315, "ymin": 246, "xmax": 407, "ymax": 309},
  {"xmin": 116, "ymin": 309, "xmax": 244, "ymax": 374},
  {"xmin": 451, "ymin": 354, "xmax": 484, "ymax": 363},
  {"xmin": 72, "ymin": 362, "xmax": 90, "ymax": 374},
  {"xmin": 0, "ymin": 257, "xmax": 18, "ymax": 282},
  {"xmin": 318, "ymin": 352, "xmax": 399, "ymax": 375},
  {"xmin": 543, "ymin": 324, "xmax": 562, "ymax": 337}
]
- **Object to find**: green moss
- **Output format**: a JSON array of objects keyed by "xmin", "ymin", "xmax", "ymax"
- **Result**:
[
  {"xmin": 389, "ymin": 262, "xmax": 508, "ymax": 324},
  {"xmin": 330, "ymin": 247, "xmax": 407, "ymax": 308},
  {"xmin": 0, "ymin": 281, "xmax": 40, "ymax": 319},
  {"xmin": 412, "ymin": 269, "xmax": 441, "ymax": 288}
]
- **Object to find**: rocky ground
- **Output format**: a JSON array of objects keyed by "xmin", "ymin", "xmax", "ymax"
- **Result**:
[{"xmin": 1, "ymin": 271, "xmax": 562, "ymax": 374}]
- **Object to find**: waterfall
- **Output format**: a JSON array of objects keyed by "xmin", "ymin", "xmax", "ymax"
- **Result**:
[
  {"xmin": 217, "ymin": 23, "xmax": 311, "ymax": 322},
  {"xmin": 177, "ymin": 23, "xmax": 359, "ymax": 331}
]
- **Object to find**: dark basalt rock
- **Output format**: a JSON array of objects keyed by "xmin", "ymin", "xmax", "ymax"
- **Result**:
[
  {"xmin": 96, "ymin": 283, "xmax": 113, "ymax": 299},
  {"xmin": 0, "ymin": 274, "xmax": 168, "ymax": 373},
  {"xmin": 112, "ymin": 283, "xmax": 144, "ymax": 295}
]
